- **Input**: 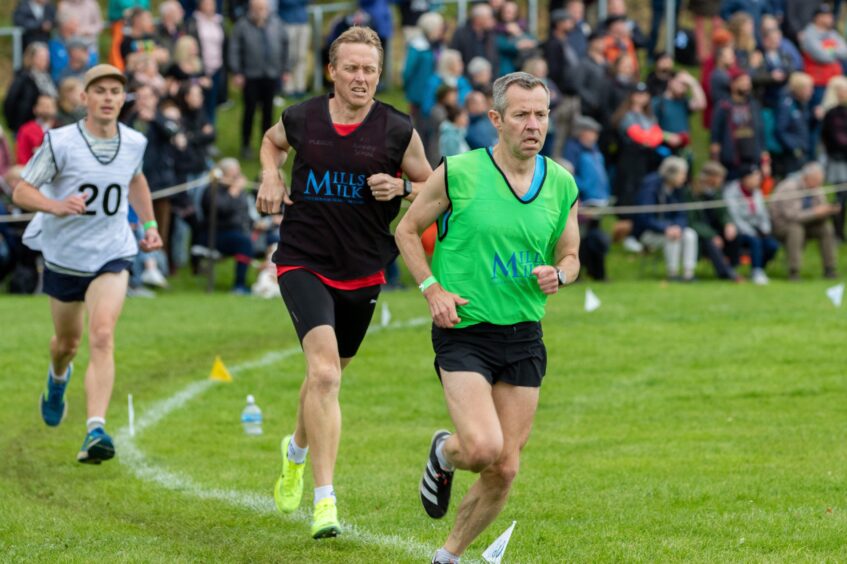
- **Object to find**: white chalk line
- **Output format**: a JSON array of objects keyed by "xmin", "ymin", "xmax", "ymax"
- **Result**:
[{"xmin": 114, "ymin": 317, "xmax": 437, "ymax": 559}]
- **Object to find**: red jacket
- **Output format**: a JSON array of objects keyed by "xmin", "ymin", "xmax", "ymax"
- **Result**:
[{"xmin": 16, "ymin": 120, "xmax": 48, "ymax": 165}]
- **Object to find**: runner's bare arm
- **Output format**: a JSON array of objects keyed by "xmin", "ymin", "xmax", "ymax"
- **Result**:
[
  {"xmin": 12, "ymin": 180, "xmax": 86, "ymax": 217},
  {"xmin": 257, "ymin": 119, "xmax": 293, "ymax": 214},
  {"xmin": 533, "ymin": 202, "xmax": 581, "ymax": 295},
  {"xmin": 128, "ymin": 172, "xmax": 163, "ymax": 252}
]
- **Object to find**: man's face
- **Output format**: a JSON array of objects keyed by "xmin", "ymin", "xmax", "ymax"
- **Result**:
[
  {"xmin": 804, "ymin": 169, "xmax": 824, "ymax": 189},
  {"xmin": 249, "ymin": 0, "xmax": 269, "ymax": 21},
  {"xmin": 69, "ymin": 46, "xmax": 89, "ymax": 68},
  {"xmin": 82, "ymin": 78, "xmax": 126, "ymax": 122},
  {"xmin": 489, "ymin": 85, "xmax": 549, "ymax": 160},
  {"xmin": 732, "ymin": 75, "xmax": 752, "ymax": 97},
  {"xmin": 815, "ymin": 13, "xmax": 833, "ymax": 29},
  {"xmin": 329, "ymin": 42, "xmax": 381, "ymax": 109},
  {"xmin": 34, "ymin": 96, "xmax": 57, "ymax": 122},
  {"xmin": 668, "ymin": 76, "xmax": 686, "ymax": 97},
  {"xmin": 577, "ymin": 128, "xmax": 598, "ymax": 147}
]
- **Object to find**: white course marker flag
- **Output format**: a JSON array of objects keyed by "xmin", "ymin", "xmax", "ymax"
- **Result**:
[
  {"xmin": 128, "ymin": 394, "xmax": 135, "ymax": 437},
  {"xmin": 380, "ymin": 301, "xmax": 392, "ymax": 327},
  {"xmin": 585, "ymin": 288, "xmax": 601, "ymax": 312},
  {"xmin": 826, "ymin": 283, "xmax": 844, "ymax": 308},
  {"xmin": 482, "ymin": 521, "xmax": 516, "ymax": 564}
]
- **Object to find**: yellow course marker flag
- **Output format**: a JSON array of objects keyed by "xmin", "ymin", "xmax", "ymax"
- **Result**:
[{"xmin": 209, "ymin": 356, "xmax": 233, "ymax": 382}]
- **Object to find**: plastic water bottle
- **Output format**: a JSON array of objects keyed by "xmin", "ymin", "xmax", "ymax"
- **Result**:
[{"xmin": 241, "ymin": 395, "xmax": 263, "ymax": 435}]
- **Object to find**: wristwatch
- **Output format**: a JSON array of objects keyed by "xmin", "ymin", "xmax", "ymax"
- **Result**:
[
  {"xmin": 556, "ymin": 268, "xmax": 567, "ymax": 286},
  {"xmin": 403, "ymin": 179, "xmax": 413, "ymax": 197}
]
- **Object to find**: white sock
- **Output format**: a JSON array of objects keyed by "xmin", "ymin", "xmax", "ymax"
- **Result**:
[
  {"xmin": 433, "ymin": 547, "xmax": 461, "ymax": 563},
  {"xmin": 86, "ymin": 417, "xmax": 105, "ymax": 433},
  {"xmin": 50, "ymin": 364, "xmax": 70, "ymax": 383},
  {"xmin": 435, "ymin": 438, "xmax": 455, "ymax": 472},
  {"xmin": 287, "ymin": 437, "xmax": 308, "ymax": 464},
  {"xmin": 314, "ymin": 485, "xmax": 335, "ymax": 505}
]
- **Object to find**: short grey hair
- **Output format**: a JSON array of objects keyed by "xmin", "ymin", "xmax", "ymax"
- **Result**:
[
  {"xmin": 492, "ymin": 72, "xmax": 550, "ymax": 115},
  {"xmin": 416, "ymin": 12, "xmax": 443, "ymax": 39},
  {"xmin": 218, "ymin": 157, "xmax": 241, "ymax": 176},
  {"xmin": 467, "ymin": 56, "xmax": 492, "ymax": 76},
  {"xmin": 437, "ymin": 49, "xmax": 463, "ymax": 77},
  {"xmin": 470, "ymin": 3, "xmax": 493, "ymax": 20},
  {"xmin": 658, "ymin": 156, "xmax": 689, "ymax": 180},
  {"xmin": 802, "ymin": 161, "xmax": 824, "ymax": 179}
]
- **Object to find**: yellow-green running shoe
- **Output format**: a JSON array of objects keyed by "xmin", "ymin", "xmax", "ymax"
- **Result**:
[
  {"xmin": 311, "ymin": 497, "xmax": 341, "ymax": 539},
  {"xmin": 273, "ymin": 435, "xmax": 305, "ymax": 513}
]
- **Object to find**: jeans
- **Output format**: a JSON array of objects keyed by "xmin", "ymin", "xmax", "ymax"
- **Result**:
[{"xmin": 733, "ymin": 234, "xmax": 779, "ymax": 269}]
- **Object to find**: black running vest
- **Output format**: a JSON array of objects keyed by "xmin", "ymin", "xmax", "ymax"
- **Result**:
[{"xmin": 273, "ymin": 94, "xmax": 414, "ymax": 280}]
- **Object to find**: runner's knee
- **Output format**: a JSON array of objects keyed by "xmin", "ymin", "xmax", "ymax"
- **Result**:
[
  {"xmin": 462, "ymin": 433, "xmax": 503, "ymax": 472},
  {"xmin": 88, "ymin": 324, "xmax": 115, "ymax": 352},
  {"xmin": 53, "ymin": 335, "xmax": 81, "ymax": 358},
  {"xmin": 307, "ymin": 363, "xmax": 341, "ymax": 396},
  {"xmin": 484, "ymin": 456, "xmax": 520, "ymax": 492}
]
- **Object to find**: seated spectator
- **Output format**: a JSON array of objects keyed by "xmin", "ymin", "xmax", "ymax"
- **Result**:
[
  {"xmin": 769, "ymin": 162, "xmax": 839, "ymax": 279},
  {"xmin": 154, "ymin": 0, "xmax": 187, "ymax": 56},
  {"xmin": 48, "ymin": 11, "xmax": 97, "ymax": 83},
  {"xmin": 687, "ymin": 161, "xmax": 741, "ymax": 281},
  {"xmin": 13, "ymin": 0, "xmax": 56, "ymax": 49},
  {"xmin": 56, "ymin": 39, "xmax": 95, "ymax": 84},
  {"xmin": 724, "ymin": 164, "xmax": 779, "ymax": 285},
  {"xmin": 464, "ymin": 90, "xmax": 498, "ymax": 150},
  {"xmin": 56, "ymin": 0, "xmax": 103, "ymax": 51},
  {"xmin": 16, "ymin": 94, "xmax": 57, "ymax": 164},
  {"xmin": 55, "ymin": 77, "xmax": 86, "ymax": 126},
  {"xmin": 449, "ymin": 2, "xmax": 499, "ymax": 76},
  {"xmin": 200, "ymin": 158, "xmax": 255, "ymax": 294},
  {"xmin": 565, "ymin": 116, "xmax": 610, "ymax": 281},
  {"xmin": 633, "ymin": 157, "xmax": 699, "ymax": 281},
  {"xmin": 438, "ymin": 104, "xmax": 469, "ymax": 157},
  {"xmin": 774, "ymin": 72, "xmax": 815, "ymax": 177},
  {"xmin": 821, "ymin": 76, "xmax": 847, "ymax": 239},
  {"xmin": 3, "ymin": 42, "xmax": 56, "ymax": 134},
  {"xmin": 121, "ymin": 8, "xmax": 171, "ymax": 71},
  {"xmin": 710, "ymin": 69, "xmax": 769, "ymax": 180},
  {"xmin": 494, "ymin": 1, "xmax": 537, "ymax": 75}
]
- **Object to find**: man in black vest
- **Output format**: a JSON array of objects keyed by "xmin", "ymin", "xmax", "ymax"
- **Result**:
[{"xmin": 256, "ymin": 26, "xmax": 431, "ymax": 540}]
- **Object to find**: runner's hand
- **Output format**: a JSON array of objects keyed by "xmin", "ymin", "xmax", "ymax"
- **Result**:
[
  {"xmin": 532, "ymin": 265, "xmax": 560, "ymax": 295},
  {"xmin": 256, "ymin": 171, "xmax": 292, "ymax": 214},
  {"xmin": 51, "ymin": 194, "xmax": 87, "ymax": 217},
  {"xmin": 367, "ymin": 173, "xmax": 401, "ymax": 201},
  {"xmin": 424, "ymin": 284, "xmax": 469, "ymax": 328},
  {"xmin": 140, "ymin": 228, "xmax": 163, "ymax": 252}
]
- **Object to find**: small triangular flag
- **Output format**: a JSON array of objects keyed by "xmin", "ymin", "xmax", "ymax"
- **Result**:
[
  {"xmin": 209, "ymin": 355, "xmax": 233, "ymax": 382},
  {"xmin": 380, "ymin": 301, "xmax": 392, "ymax": 327},
  {"xmin": 585, "ymin": 288, "xmax": 601, "ymax": 312},
  {"xmin": 826, "ymin": 283, "xmax": 844, "ymax": 308},
  {"xmin": 482, "ymin": 521, "xmax": 516, "ymax": 564}
]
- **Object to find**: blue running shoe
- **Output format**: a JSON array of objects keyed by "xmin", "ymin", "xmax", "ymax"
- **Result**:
[
  {"xmin": 40, "ymin": 365, "xmax": 71, "ymax": 427},
  {"xmin": 77, "ymin": 427, "xmax": 115, "ymax": 464}
]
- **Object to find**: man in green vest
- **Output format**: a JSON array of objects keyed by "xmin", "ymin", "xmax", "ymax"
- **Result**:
[{"xmin": 396, "ymin": 72, "xmax": 581, "ymax": 564}]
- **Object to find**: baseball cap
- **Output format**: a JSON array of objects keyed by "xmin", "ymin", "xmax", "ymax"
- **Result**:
[
  {"xmin": 814, "ymin": 4, "xmax": 833, "ymax": 16},
  {"xmin": 83, "ymin": 64, "xmax": 127, "ymax": 90},
  {"xmin": 574, "ymin": 115, "xmax": 602, "ymax": 132}
]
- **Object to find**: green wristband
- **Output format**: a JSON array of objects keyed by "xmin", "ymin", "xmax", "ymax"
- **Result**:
[
  {"xmin": 143, "ymin": 220, "xmax": 158, "ymax": 231},
  {"xmin": 418, "ymin": 275, "xmax": 438, "ymax": 293}
]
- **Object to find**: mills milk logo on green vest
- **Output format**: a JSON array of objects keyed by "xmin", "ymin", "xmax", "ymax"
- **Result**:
[
  {"xmin": 304, "ymin": 169, "xmax": 367, "ymax": 204},
  {"xmin": 492, "ymin": 250, "xmax": 544, "ymax": 282}
]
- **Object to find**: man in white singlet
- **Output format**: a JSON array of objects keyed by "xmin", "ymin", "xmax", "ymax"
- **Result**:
[{"xmin": 13, "ymin": 64, "xmax": 163, "ymax": 464}]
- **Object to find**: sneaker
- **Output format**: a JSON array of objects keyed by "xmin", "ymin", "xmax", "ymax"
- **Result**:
[
  {"xmin": 41, "ymin": 365, "xmax": 71, "ymax": 427},
  {"xmin": 141, "ymin": 267, "xmax": 168, "ymax": 288},
  {"xmin": 311, "ymin": 497, "xmax": 341, "ymax": 539},
  {"xmin": 420, "ymin": 430, "xmax": 454, "ymax": 519},
  {"xmin": 274, "ymin": 435, "xmax": 305, "ymax": 513},
  {"xmin": 751, "ymin": 268, "xmax": 770, "ymax": 285},
  {"xmin": 622, "ymin": 236, "xmax": 644, "ymax": 253},
  {"xmin": 127, "ymin": 286, "xmax": 156, "ymax": 298},
  {"xmin": 77, "ymin": 427, "xmax": 115, "ymax": 464}
]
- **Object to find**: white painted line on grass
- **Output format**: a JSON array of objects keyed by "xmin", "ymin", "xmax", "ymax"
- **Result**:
[{"xmin": 115, "ymin": 317, "xmax": 435, "ymax": 559}]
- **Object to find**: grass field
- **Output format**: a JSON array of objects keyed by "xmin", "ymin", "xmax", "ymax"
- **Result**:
[{"xmin": 1, "ymin": 272, "xmax": 847, "ymax": 562}]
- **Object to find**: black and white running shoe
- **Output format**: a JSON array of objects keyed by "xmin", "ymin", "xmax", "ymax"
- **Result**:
[{"xmin": 420, "ymin": 429, "xmax": 454, "ymax": 519}]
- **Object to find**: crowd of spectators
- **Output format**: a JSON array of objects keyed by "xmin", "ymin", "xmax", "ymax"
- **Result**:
[{"xmin": 2, "ymin": 0, "xmax": 847, "ymax": 294}]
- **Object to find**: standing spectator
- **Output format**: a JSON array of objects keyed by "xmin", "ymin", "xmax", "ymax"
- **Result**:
[
  {"xmin": 420, "ymin": 49, "xmax": 471, "ymax": 119},
  {"xmin": 107, "ymin": 0, "xmax": 151, "ymax": 70},
  {"xmin": 821, "ymin": 76, "xmax": 847, "ymax": 238},
  {"xmin": 464, "ymin": 90, "xmax": 498, "ymax": 150},
  {"xmin": 13, "ymin": 0, "xmax": 56, "ymax": 49},
  {"xmin": 278, "ymin": 0, "xmax": 310, "ymax": 99},
  {"xmin": 56, "ymin": 39, "xmax": 95, "ymax": 84},
  {"xmin": 720, "ymin": 0, "xmax": 772, "ymax": 42},
  {"xmin": 708, "ymin": 46, "xmax": 737, "ymax": 117},
  {"xmin": 402, "ymin": 11, "xmax": 445, "ymax": 134},
  {"xmin": 784, "ymin": 0, "xmax": 823, "ymax": 44},
  {"xmin": 121, "ymin": 82, "xmax": 159, "ymax": 130},
  {"xmin": 155, "ymin": 0, "xmax": 187, "ymax": 56},
  {"xmin": 652, "ymin": 70, "xmax": 707, "ymax": 152},
  {"xmin": 164, "ymin": 35, "xmax": 210, "ymax": 96},
  {"xmin": 565, "ymin": 0, "xmax": 590, "ymax": 57},
  {"xmin": 186, "ymin": 0, "xmax": 226, "ymax": 123},
  {"xmin": 544, "ymin": 9, "xmax": 582, "ymax": 159},
  {"xmin": 228, "ymin": 0, "xmax": 289, "ymax": 158},
  {"xmin": 688, "ymin": 161, "xmax": 741, "ymax": 281},
  {"xmin": 395, "ymin": 0, "xmax": 432, "ymax": 40},
  {"xmin": 523, "ymin": 56, "xmax": 562, "ymax": 156},
  {"xmin": 689, "ymin": 0, "xmax": 722, "ymax": 63},
  {"xmin": 56, "ymin": 0, "xmax": 103, "ymax": 51},
  {"xmin": 774, "ymin": 72, "xmax": 815, "ymax": 177},
  {"xmin": 16, "ymin": 95, "xmax": 57, "ymax": 165},
  {"xmin": 577, "ymin": 31, "xmax": 613, "ymax": 132},
  {"xmin": 602, "ymin": 15, "xmax": 639, "ymax": 76},
  {"xmin": 754, "ymin": 26, "xmax": 800, "ymax": 110},
  {"xmin": 760, "ymin": 15, "xmax": 803, "ymax": 71},
  {"xmin": 769, "ymin": 162, "xmax": 839, "ymax": 279},
  {"xmin": 449, "ymin": 3, "xmax": 500, "ymax": 77},
  {"xmin": 120, "ymin": 8, "xmax": 170, "ymax": 70},
  {"xmin": 3, "ymin": 43, "xmax": 57, "ymax": 134},
  {"xmin": 175, "ymin": 82, "xmax": 214, "ymax": 207},
  {"xmin": 359, "ymin": 0, "xmax": 394, "ymax": 73},
  {"xmin": 494, "ymin": 1, "xmax": 537, "ymax": 75},
  {"xmin": 604, "ymin": 0, "xmax": 647, "ymax": 49},
  {"xmin": 724, "ymin": 164, "xmax": 779, "ymax": 284},
  {"xmin": 647, "ymin": 0, "xmax": 681, "ymax": 60},
  {"xmin": 710, "ymin": 69, "xmax": 769, "ymax": 180},
  {"xmin": 633, "ymin": 157, "xmax": 698, "ymax": 281},
  {"xmin": 55, "ymin": 77, "xmax": 86, "ymax": 126},
  {"xmin": 467, "ymin": 56, "xmax": 493, "ymax": 93},
  {"xmin": 646, "ymin": 52, "xmax": 675, "ymax": 97},
  {"xmin": 49, "ymin": 13, "xmax": 97, "ymax": 84},
  {"xmin": 700, "ymin": 28, "xmax": 735, "ymax": 128},
  {"xmin": 438, "ymin": 104, "xmax": 470, "ymax": 157},
  {"xmin": 727, "ymin": 12, "xmax": 761, "ymax": 72},
  {"xmin": 126, "ymin": 53, "xmax": 167, "ymax": 94}
]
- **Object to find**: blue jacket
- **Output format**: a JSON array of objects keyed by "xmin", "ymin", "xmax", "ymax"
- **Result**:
[
  {"xmin": 402, "ymin": 36, "xmax": 438, "ymax": 107},
  {"xmin": 563, "ymin": 138, "xmax": 609, "ymax": 205},
  {"xmin": 278, "ymin": 0, "xmax": 308, "ymax": 24},
  {"xmin": 774, "ymin": 90, "xmax": 810, "ymax": 155},
  {"xmin": 421, "ymin": 74, "xmax": 472, "ymax": 117},
  {"xmin": 466, "ymin": 113, "xmax": 498, "ymax": 150},
  {"xmin": 633, "ymin": 172, "xmax": 688, "ymax": 238},
  {"xmin": 49, "ymin": 39, "xmax": 98, "ymax": 84},
  {"xmin": 358, "ymin": 0, "xmax": 393, "ymax": 39}
]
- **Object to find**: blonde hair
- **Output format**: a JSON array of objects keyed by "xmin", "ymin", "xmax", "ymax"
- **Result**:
[
  {"xmin": 787, "ymin": 72, "xmax": 813, "ymax": 96},
  {"xmin": 329, "ymin": 26, "xmax": 384, "ymax": 70},
  {"xmin": 820, "ymin": 75, "xmax": 847, "ymax": 112},
  {"xmin": 728, "ymin": 12, "xmax": 756, "ymax": 54},
  {"xmin": 173, "ymin": 35, "xmax": 202, "ymax": 74}
]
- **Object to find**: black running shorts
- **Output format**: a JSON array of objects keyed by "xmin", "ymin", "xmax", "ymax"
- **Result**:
[
  {"xmin": 431, "ymin": 321, "xmax": 547, "ymax": 387},
  {"xmin": 278, "ymin": 268, "xmax": 380, "ymax": 358},
  {"xmin": 43, "ymin": 259, "xmax": 133, "ymax": 303}
]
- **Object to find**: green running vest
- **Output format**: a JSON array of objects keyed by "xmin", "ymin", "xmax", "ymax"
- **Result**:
[{"xmin": 432, "ymin": 148, "xmax": 579, "ymax": 328}]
